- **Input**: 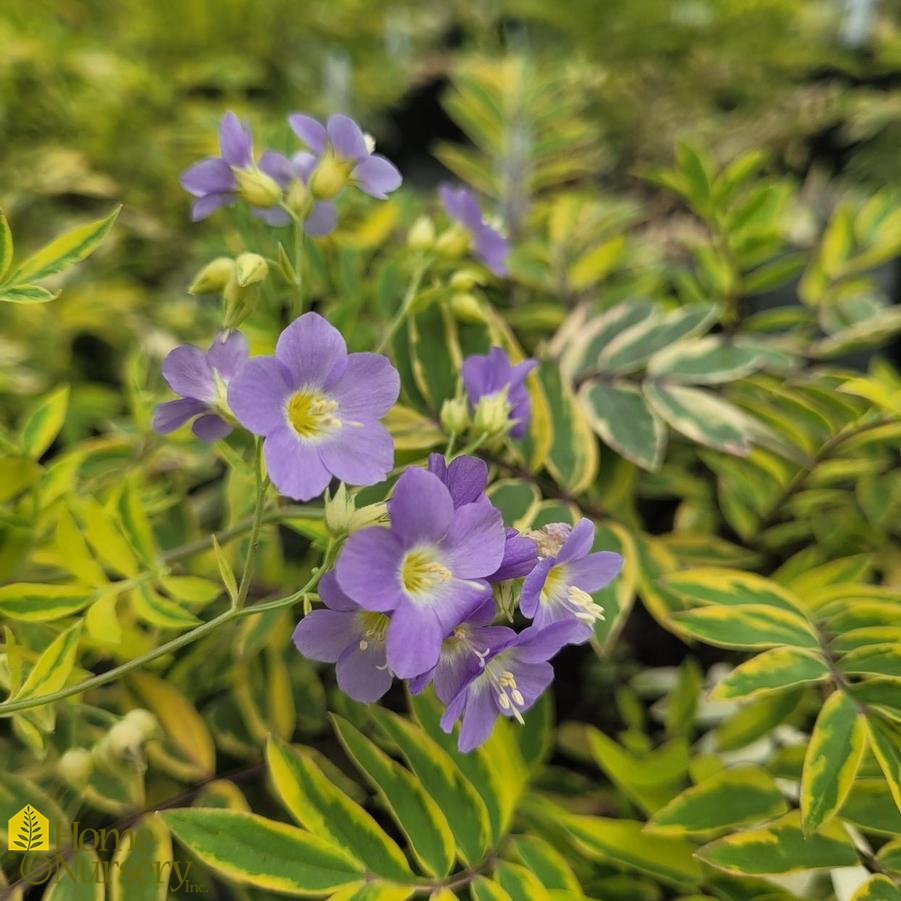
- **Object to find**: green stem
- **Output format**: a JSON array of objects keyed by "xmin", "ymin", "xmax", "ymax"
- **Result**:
[
  {"xmin": 291, "ymin": 219, "xmax": 305, "ymax": 320},
  {"xmin": 376, "ymin": 257, "xmax": 429, "ymax": 354},
  {"xmin": 234, "ymin": 439, "xmax": 268, "ymax": 610}
]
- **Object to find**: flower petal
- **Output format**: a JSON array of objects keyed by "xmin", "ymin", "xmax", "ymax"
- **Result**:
[
  {"xmin": 489, "ymin": 529, "xmax": 538, "ymax": 582},
  {"xmin": 352, "ymin": 154, "xmax": 402, "ymax": 198},
  {"xmin": 336, "ymin": 642, "xmax": 393, "ymax": 703},
  {"xmin": 288, "ymin": 114, "xmax": 328, "ymax": 155},
  {"xmin": 181, "ymin": 158, "xmax": 235, "ymax": 197},
  {"xmin": 292, "ymin": 151, "xmax": 318, "ymax": 182},
  {"xmin": 152, "ymin": 398, "xmax": 206, "ymax": 435},
  {"xmin": 515, "ymin": 620, "xmax": 587, "ymax": 663},
  {"xmin": 566, "ymin": 551, "xmax": 623, "ymax": 591},
  {"xmin": 192, "ymin": 414, "xmax": 232, "ymax": 442},
  {"xmin": 443, "ymin": 501, "xmax": 505, "ymax": 579},
  {"xmin": 293, "ymin": 609, "xmax": 358, "ymax": 663},
  {"xmin": 318, "ymin": 570, "xmax": 358, "ymax": 612},
  {"xmin": 206, "ymin": 331, "xmax": 249, "ymax": 381},
  {"xmin": 385, "ymin": 600, "xmax": 446, "ymax": 679},
  {"xmin": 556, "ymin": 518, "xmax": 595, "ymax": 564},
  {"xmin": 191, "ymin": 193, "xmax": 232, "ymax": 221},
  {"xmin": 519, "ymin": 556, "xmax": 555, "ymax": 618},
  {"xmin": 264, "ymin": 425, "xmax": 332, "ymax": 501},
  {"xmin": 474, "ymin": 225, "xmax": 510, "ymax": 276},
  {"xmin": 440, "ymin": 185, "xmax": 483, "ymax": 233},
  {"xmin": 275, "ymin": 312, "xmax": 348, "ymax": 388},
  {"xmin": 327, "ymin": 113, "xmax": 368, "ymax": 162},
  {"xmin": 318, "ymin": 420, "xmax": 394, "ymax": 488},
  {"xmin": 219, "ymin": 112, "xmax": 253, "ymax": 168},
  {"xmin": 161, "ymin": 345, "xmax": 216, "ymax": 401},
  {"xmin": 304, "ymin": 202, "xmax": 338, "ymax": 236},
  {"xmin": 227, "ymin": 356, "xmax": 293, "ymax": 435},
  {"xmin": 389, "ymin": 468, "xmax": 454, "ymax": 548},
  {"xmin": 258, "ymin": 150, "xmax": 293, "ymax": 188},
  {"xmin": 330, "ymin": 353, "xmax": 400, "ymax": 420},
  {"xmin": 337, "ymin": 527, "xmax": 405, "ymax": 612},
  {"xmin": 251, "ymin": 206, "xmax": 292, "ymax": 227},
  {"xmin": 502, "ymin": 659, "xmax": 553, "ymax": 711},
  {"xmin": 458, "ymin": 686, "xmax": 499, "ymax": 752}
]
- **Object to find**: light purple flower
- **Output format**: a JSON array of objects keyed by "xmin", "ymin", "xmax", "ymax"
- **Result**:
[
  {"xmin": 181, "ymin": 113, "xmax": 284, "ymax": 222},
  {"xmin": 227, "ymin": 312, "xmax": 399, "ymax": 501},
  {"xmin": 293, "ymin": 572, "xmax": 393, "ymax": 703},
  {"xmin": 152, "ymin": 331, "xmax": 248, "ymax": 442},
  {"xmin": 335, "ymin": 467, "xmax": 506, "ymax": 680},
  {"xmin": 440, "ymin": 185, "xmax": 510, "ymax": 276},
  {"xmin": 440, "ymin": 620, "xmax": 586, "ymax": 752},
  {"xmin": 288, "ymin": 113, "xmax": 402, "ymax": 200},
  {"xmin": 426, "ymin": 453, "xmax": 537, "ymax": 581},
  {"xmin": 520, "ymin": 519, "xmax": 623, "ymax": 637},
  {"xmin": 462, "ymin": 347, "xmax": 537, "ymax": 439}
]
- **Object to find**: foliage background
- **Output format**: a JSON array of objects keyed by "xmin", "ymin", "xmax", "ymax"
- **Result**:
[{"xmin": 1, "ymin": 1, "xmax": 900, "ymax": 900}]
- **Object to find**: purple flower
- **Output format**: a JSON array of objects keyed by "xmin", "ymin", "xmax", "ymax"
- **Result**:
[
  {"xmin": 462, "ymin": 347, "xmax": 537, "ymax": 439},
  {"xmin": 335, "ymin": 467, "xmax": 506, "ymax": 679},
  {"xmin": 293, "ymin": 572, "xmax": 393, "ymax": 703},
  {"xmin": 153, "ymin": 331, "xmax": 248, "ymax": 442},
  {"xmin": 180, "ymin": 112, "xmax": 284, "ymax": 222},
  {"xmin": 410, "ymin": 596, "xmax": 511, "ymax": 703},
  {"xmin": 520, "ymin": 519, "xmax": 623, "ymax": 637},
  {"xmin": 426, "ymin": 453, "xmax": 537, "ymax": 581},
  {"xmin": 227, "ymin": 312, "xmax": 399, "ymax": 501},
  {"xmin": 440, "ymin": 621, "xmax": 586, "ymax": 752},
  {"xmin": 440, "ymin": 186, "xmax": 510, "ymax": 276},
  {"xmin": 288, "ymin": 113, "xmax": 402, "ymax": 201}
]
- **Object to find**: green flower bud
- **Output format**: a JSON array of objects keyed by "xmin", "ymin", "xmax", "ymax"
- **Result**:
[
  {"xmin": 58, "ymin": 748, "xmax": 94, "ymax": 788},
  {"xmin": 309, "ymin": 155, "xmax": 352, "ymax": 200},
  {"xmin": 234, "ymin": 253, "xmax": 269, "ymax": 288},
  {"xmin": 473, "ymin": 390, "xmax": 512, "ymax": 438},
  {"xmin": 123, "ymin": 708, "xmax": 159, "ymax": 742},
  {"xmin": 348, "ymin": 502, "xmax": 388, "ymax": 533},
  {"xmin": 407, "ymin": 216, "xmax": 436, "ymax": 250},
  {"xmin": 223, "ymin": 280, "xmax": 261, "ymax": 331},
  {"xmin": 440, "ymin": 396, "xmax": 470, "ymax": 435},
  {"xmin": 189, "ymin": 257, "xmax": 235, "ymax": 295},
  {"xmin": 435, "ymin": 226, "xmax": 470, "ymax": 259},
  {"xmin": 449, "ymin": 292, "xmax": 487, "ymax": 324},
  {"xmin": 234, "ymin": 168, "xmax": 283, "ymax": 208},
  {"xmin": 324, "ymin": 483, "xmax": 355, "ymax": 535},
  {"xmin": 450, "ymin": 269, "xmax": 485, "ymax": 291}
]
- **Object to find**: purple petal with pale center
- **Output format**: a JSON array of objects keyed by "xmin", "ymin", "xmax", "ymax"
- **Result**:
[
  {"xmin": 264, "ymin": 426, "xmax": 332, "ymax": 501},
  {"xmin": 227, "ymin": 356, "xmax": 293, "ymax": 435},
  {"xmin": 293, "ymin": 609, "xmax": 358, "ymax": 662},
  {"xmin": 288, "ymin": 114, "xmax": 328, "ymax": 155},
  {"xmin": 318, "ymin": 419, "xmax": 394, "ymax": 487},
  {"xmin": 385, "ymin": 600, "xmax": 448, "ymax": 679},
  {"xmin": 336, "ymin": 527, "xmax": 405, "ymax": 612},
  {"xmin": 181, "ymin": 158, "xmax": 235, "ymax": 197},
  {"xmin": 330, "ymin": 353, "xmax": 400, "ymax": 420},
  {"xmin": 327, "ymin": 114, "xmax": 368, "ymax": 162},
  {"xmin": 206, "ymin": 331, "xmax": 248, "ymax": 381},
  {"xmin": 353, "ymin": 155, "xmax": 402, "ymax": 199},
  {"xmin": 192, "ymin": 414, "xmax": 232, "ymax": 442},
  {"xmin": 443, "ymin": 502, "xmax": 505, "ymax": 578},
  {"xmin": 161, "ymin": 345, "xmax": 216, "ymax": 402},
  {"xmin": 388, "ymin": 468, "xmax": 454, "ymax": 548},
  {"xmin": 219, "ymin": 112, "xmax": 253, "ymax": 168},
  {"xmin": 152, "ymin": 398, "xmax": 206, "ymax": 434},
  {"xmin": 275, "ymin": 312, "xmax": 348, "ymax": 388}
]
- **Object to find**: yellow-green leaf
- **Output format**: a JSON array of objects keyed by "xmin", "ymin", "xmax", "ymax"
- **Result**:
[
  {"xmin": 801, "ymin": 690, "xmax": 867, "ymax": 833},
  {"xmin": 160, "ymin": 808, "xmax": 363, "ymax": 895},
  {"xmin": 661, "ymin": 568, "xmax": 808, "ymax": 616},
  {"xmin": 110, "ymin": 814, "xmax": 172, "ymax": 901},
  {"xmin": 327, "ymin": 884, "xmax": 416, "ymax": 901},
  {"xmin": 11, "ymin": 622, "xmax": 82, "ymax": 709},
  {"xmin": 509, "ymin": 835, "xmax": 582, "ymax": 894},
  {"xmin": 44, "ymin": 847, "xmax": 104, "ymax": 900},
  {"xmin": 840, "ymin": 644, "xmax": 901, "ymax": 680},
  {"xmin": 648, "ymin": 766, "xmax": 787, "ymax": 837},
  {"xmin": 383, "ymin": 405, "xmax": 444, "ymax": 450},
  {"xmin": 160, "ymin": 576, "xmax": 221, "ymax": 605},
  {"xmin": 15, "ymin": 205, "xmax": 120, "ymax": 283},
  {"xmin": 0, "ymin": 209, "xmax": 12, "ymax": 280},
  {"xmin": 0, "ymin": 283, "xmax": 57, "ymax": 304},
  {"xmin": 76, "ymin": 496, "xmax": 140, "ymax": 577},
  {"xmin": 471, "ymin": 877, "xmax": 514, "ymax": 901},
  {"xmin": 865, "ymin": 714, "xmax": 901, "ymax": 810},
  {"xmin": 711, "ymin": 648, "xmax": 829, "ymax": 701},
  {"xmin": 130, "ymin": 585, "xmax": 200, "ymax": 630},
  {"xmin": 20, "ymin": 385, "xmax": 69, "ymax": 460},
  {"xmin": 84, "ymin": 590, "xmax": 122, "ymax": 647},
  {"xmin": 696, "ymin": 811, "xmax": 857, "ymax": 875},
  {"xmin": 671, "ymin": 604, "xmax": 819, "ymax": 650},
  {"xmin": 0, "ymin": 583, "xmax": 94, "ymax": 622},
  {"xmin": 850, "ymin": 875, "xmax": 901, "ymax": 901},
  {"xmin": 568, "ymin": 235, "xmax": 624, "ymax": 290},
  {"xmin": 266, "ymin": 738, "xmax": 412, "ymax": 881}
]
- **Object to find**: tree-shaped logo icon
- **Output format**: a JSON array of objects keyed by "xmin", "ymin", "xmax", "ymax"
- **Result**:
[{"xmin": 8, "ymin": 805, "xmax": 49, "ymax": 851}]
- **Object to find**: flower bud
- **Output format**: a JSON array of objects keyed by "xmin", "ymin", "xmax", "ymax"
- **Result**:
[
  {"xmin": 189, "ymin": 257, "xmax": 235, "ymax": 295},
  {"xmin": 223, "ymin": 280, "xmax": 260, "ymax": 331},
  {"xmin": 324, "ymin": 483, "xmax": 355, "ymax": 535},
  {"xmin": 287, "ymin": 180, "xmax": 313, "ymax": 217},
  {"xmin": 450, "ymin": 292, "xmax": 487, "ymax": 324},
  {"xmin": 234, "ymin": 168, "xmax": 283, "ymax": 208},
  {"xmin": 440, "ymin": 396, "xmax": 470, "ymax": 435},
  {"xmin": 348, "ymin": 501, "xmax": 388, "ymax": 533},
  {"xmin": 234, "ymin": 253, "xmax": 269, "ymax": 288},
  {"xmin": 435, "ymin": 226, "xmax": 470, "ymax": 259},
  {"xmin": 407, "ymin": 216, "xmax": 436, "ymax": 250},
  {"xmin": 450, "ymin": 269, "xmax": 484, "ymax": 291},
  {"xmin": 58, "ymin": 748, "xmax": 93, "ymax": 789},
  {"xmin": 123, "ymin": 708, "xmax": 159, "ymax": 742},
  {"xmin": 473, "ymin": 391, "xmax": 512, "ymax": 438},
  {"xmin": 309, "ymin": 156, "xmax": 351, "ymax": 200}
]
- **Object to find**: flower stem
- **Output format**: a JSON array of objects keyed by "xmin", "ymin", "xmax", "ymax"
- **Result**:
[
  {"xmin": 291, "ymin": 219, "xmax": 305, "ymax": 320},
  {"xmin": 376, "ymin": 256, "xmax": 429, "ymax": 354},
  {"xmin": 234, "ymin": 438, "xmax": 268, "ymax": 610}
]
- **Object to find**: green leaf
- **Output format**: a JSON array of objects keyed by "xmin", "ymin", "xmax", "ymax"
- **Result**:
[
  {"xmin": 800, "ymin": 690, "xmax": 867, "ymax": 833},
  {"xmin": 710, "ymin": 648, "xmax": 829, "ymax": 701},
  {"xmin": 493, "ymin": 860, "xmax": 553, "ymax": 901},
  {"xmin": 696, "ymin": 812, "xmax": 857, "ymax": 875},
  {"xmin": 865, "ymin": 714, "xmax": 901, "ymax": 810},
  {"xmin": 0, "ymin": 583, "xmax": 94, "ymax": 622},
  {"xmin": 509, "ymin": 835, "xmax": 582, "ymax": 894},
  {"xmin": 714, "ymin": 689, "xmax": 803, "ymax": 752},
  {"xmin": 568, "ymin": 235, "xmax": 625, "ymax": 290},
  {"xmin": 671, "ymin": 604, "xmax": 819, "ymax": 650},
  {"xmin": 10, "ymin": 622, "xmax": 82, "ymax": 707},
  {"xmin": 661, "ymin": 568, "xmax": 808, "ymax": 615},
  {"xmin": 840, "ymin": 644, "xmax": 901, "ymax": 679},
  {"xmin": 331, "ymin": 715, "xmax": 455, "ymax": 878},
  {"xmin": 0, "ymin": 283, "xmax": 57, "ymax": 304},
  {"xmin": 76, "ymin": 496, "xmax": 140, "ymax": 577},
  {"xmin": 160, "ymin": 808, "xmax": 363, "ymax": 895},
  {"xmin": 109, "ymin": 814, "xmax": 172, "ymax": 901},
  {"xmin": 44, "ymin": 847, "xmax": 104, "ymax": 901},
  {"xmin": 266, "ymin": 738, "xmax": 412, "ymax": 882},
  {"xmin": 850, "ymin": 876, "xmax": 901, "ymax": 901},
  {"xmin": 578, "ymin": 379, "xmax": 666, "ymax": 470},
  {"xmin": 563, "ymin": 299, "xmax": 656, "ymax": 379},
  {"xmin": 471, "ymin": 876, "xmax": 515, "ymax": 901},
  {"xmin": 647, "ymin": 337, "xmax": 763, "ymax": 384},
  {"xmin": 372, "ymin": 708, "xmax": 492, "ymax": 865},
  {"xmin": 14, "ymin": 205, "xmax": 120, "ymax": 283},
  {"xmin": 648, "ymin": 766, "xmax": 788, "ymax": 837},
  {"xmin": 541, "ymin": 363, "xmax": 598, "ymax": 494},
  {"xmin": 327, "ymin": 884, "xmax": 416, "ymax": 901},
  {"xmin": 841, "ymin": 779, "xmax": 901, "ymax": 836},
  {"xmin": 212, "ymin": 535, "xmax": 239, "ymax": 606},
  {"xmin": 131, "ymin": 584, "xmax": 201, "ymax": 630},
  {"xmin": 563, "ymin": 815, "xmax": 703, "ymax": 889},
  {"xmin": 0, "ymin": 209, "xmax": 12, "ymax": 280},
  {"xmin": 19, "ymin": 385, "xmax": 69, "ymax": 460},
  {"xmin": 644, "ymin": 382, "xmax": 750, "ymax": 455},
  {"xmin": 160, "ymin": 576, "xmax": 221, "ymax": 605}
]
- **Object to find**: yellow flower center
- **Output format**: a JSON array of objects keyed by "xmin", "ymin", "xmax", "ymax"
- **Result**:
[
  {"xmin": 401, "ymin": 550, "xmax": 452, "ymax": 596},
  {"xmin": 309, "ymin": 154, "xmax": 353, "ymax": 200},
  {"xmin": 357, "ymin": 611, "xmax": 390, "ymax": 650},
  {"xmin": 541, "ymin": 564, "xmax": 566, "ymax": 601},
  {"xmin": 285, "ymin": 390, "xmax": 340, "ymax": 439}
]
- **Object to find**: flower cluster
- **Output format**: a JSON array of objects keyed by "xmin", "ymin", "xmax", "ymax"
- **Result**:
[
  {"xmin": 180, "ymin": 111, "xmax": 402, "ymax": 236},
  {"xmin": 294, "ymin": 453, "xmax": 623, "ymax": 751}
]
